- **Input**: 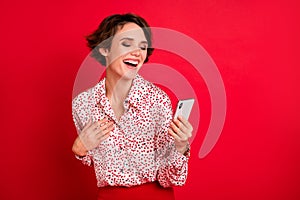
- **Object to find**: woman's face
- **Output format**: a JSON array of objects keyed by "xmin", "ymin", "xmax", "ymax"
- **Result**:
[{"xmin": 103, "ymin": 22, "xmax": 148, "ymax": 80}]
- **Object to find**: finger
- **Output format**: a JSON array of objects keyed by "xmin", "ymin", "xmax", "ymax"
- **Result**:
[
  {"xmin": 171, "ymin": 121, "xmax": 186, "ymax": 134},
  {"xmin": 82, "ymin": 118, "xmax": 93, "ymax": 132},
  {"xmin": 176, "ymin": 121, "xmax": 192, "ymax": 139},
  {"xmin": 170, "ymin": 122, "xmax": 186, "ymax": 139},
  {"xmin": 101, "ymin": 121, "xmax": 114, "ymax": 130},
  {"xmin": 86, "ymin": 118, "xmax": 93, "ymax": 127},
  {"xmin": 178, "ymin": 115, "xmax": 193, "ymax": 131},
  {"xmin": 174, "ymin": 119, "xmax": 192, "ymax": 138},
  {"xmin": 168, "ymin": 128, "xmax": 181, "ymax": 141},
  {"xmin": 95, "ymin": 122, "xmax": 114, "ymax": 136},
  {"xmin": 98, "ymin": 118, "xmax": 111, "ymax": 129},
  {"xmin": 101, "ymin": 122, "xmax": 114, "ymax": 134},
  {"xmin": 98, "ymin": 131, "xmax": 111, "ymax": 142},
  {"xmin": 89, "ymin": 121, "xmax": 101, "ymax": 130},
  {"xmin": 91, "ymin": 118, "xmax": 109, "ymax": 130},
  {"xmin": 173, "ymin": 119, "xmax": 189, "ymax": 134},
  {"xmin": 97, "ymin": 125, "xmax": 114, "ymax": 140},
  {"xmin": 177, "ymin": 115, "xmax": 190, "ymax": 129},
  {"xmin": 99, "ymin": 117, "xmax": 110, "ymax": 123}
]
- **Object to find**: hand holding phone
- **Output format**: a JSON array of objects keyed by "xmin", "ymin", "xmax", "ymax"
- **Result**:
[{"xmin": 174, "ymin": 98, "xmax": 195, "ymax": 120}]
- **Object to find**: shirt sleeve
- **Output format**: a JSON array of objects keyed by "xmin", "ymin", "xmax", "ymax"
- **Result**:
[
  {"xmin": 72, "ymin": 94, "xmax": 93, "ymax": 167},
  {"xmin": 154, "ymin": 92, "xmax": 190, "ymax": 187},
  {"xmin": 74, "ymin": 151, "xmax": 93, "ymax": 166}
]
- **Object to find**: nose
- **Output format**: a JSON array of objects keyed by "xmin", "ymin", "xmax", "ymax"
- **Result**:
[{"xmin": 130, "ymin": 48, "xmax": 141, "ymax": 57}]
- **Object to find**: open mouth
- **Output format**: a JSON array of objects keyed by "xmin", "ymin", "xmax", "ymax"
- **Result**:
[{"xmin": 123, "ymin": 59, "xmax": 139, "ymax": 67}]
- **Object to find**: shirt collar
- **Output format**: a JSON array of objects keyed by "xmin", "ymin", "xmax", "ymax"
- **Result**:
[
  {"xmin": 94, "ymin": 78, "xmax": 107, "ymax": 107},
  {"xmin": 94, "ymin": 74, "xmax": 147, "ymax": 111},
  {"xmin": 126, "ymin": 74, "xmax": 148, "ymax": 110}
]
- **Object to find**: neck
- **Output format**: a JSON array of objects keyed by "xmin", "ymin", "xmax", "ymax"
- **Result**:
[{"xmin": 105, "ymin": 73, "xmax": 134, "ymax": 104}]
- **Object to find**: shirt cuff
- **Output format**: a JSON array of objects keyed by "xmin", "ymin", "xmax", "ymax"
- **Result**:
[
  {"xmin": 169, "ymin": 145, "xmax": 190, "ymax": 169},
  {"xmin": 75, "ymin": 150, "xmax": 93, "ymax": 166}
]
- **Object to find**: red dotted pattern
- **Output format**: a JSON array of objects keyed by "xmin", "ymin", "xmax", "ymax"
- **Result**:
[{"xmin": 72, "ymin": 75, "xmax": 189, "ymax": 188}]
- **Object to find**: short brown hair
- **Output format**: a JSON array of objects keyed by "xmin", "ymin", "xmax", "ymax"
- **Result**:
[{"xmin": 86, "ymin": 13, "xmax": 154, "ymax": 66}]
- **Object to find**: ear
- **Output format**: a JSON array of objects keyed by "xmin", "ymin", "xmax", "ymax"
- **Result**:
[{"xmin": 99, "ymin": 48, "xmax": 109, "ymax": 56}]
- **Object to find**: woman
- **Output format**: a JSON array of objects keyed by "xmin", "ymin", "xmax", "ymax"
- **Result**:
[{"xmin": 72, "ymin": 13, "xmax": 193, "ymax": 200}]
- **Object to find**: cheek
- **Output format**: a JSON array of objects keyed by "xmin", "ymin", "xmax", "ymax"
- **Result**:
[
  {"xmin": 118, "ymin": 47, "xmax": 133, "ymax": 59},
  {"xmin": 142, "ymin": 51, "xmax": 148, "ymax": 61},
  {"xmin": 110, "ymin": 48, "xmax": 127, "ymax": 62}
]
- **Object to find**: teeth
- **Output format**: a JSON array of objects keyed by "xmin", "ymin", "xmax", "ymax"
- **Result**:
[{"xmin": 124, "ymin": 59, "xmax": 138, "ymax": 65}]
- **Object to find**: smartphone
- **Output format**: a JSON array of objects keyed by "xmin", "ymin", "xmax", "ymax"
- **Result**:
[{"xmin": 174, "ymin": 98, "xmax": 195, "ymax": 120}]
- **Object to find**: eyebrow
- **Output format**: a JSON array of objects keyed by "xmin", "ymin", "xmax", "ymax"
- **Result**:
[{"xmin": 120, "ymin": 37, "xmax": 148, "ymax": 44}]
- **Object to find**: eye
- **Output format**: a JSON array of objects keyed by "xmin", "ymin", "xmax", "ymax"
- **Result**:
[
  {"xmin": 121, "ymin": 42, "xmax": 131, "ymax": 47},
  {"xmin": 139, "ymin": 45, "xmax": 148, "ymax": 51}
]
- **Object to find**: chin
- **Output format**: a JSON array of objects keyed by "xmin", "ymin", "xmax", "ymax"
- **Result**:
[{"xmin": 121, "ymin": 70, "xmax": 139, "ymax": 80}]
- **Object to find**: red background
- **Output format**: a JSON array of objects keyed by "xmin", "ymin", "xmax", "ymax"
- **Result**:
[{"xmin": 1, "ymin": 0, "xmax": 300, "ymax": 199}]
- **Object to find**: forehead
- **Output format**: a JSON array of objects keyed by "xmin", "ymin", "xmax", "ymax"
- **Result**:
[{"xmin": 114, "ymin": 22, "xmax": 147, "ymax": 41}]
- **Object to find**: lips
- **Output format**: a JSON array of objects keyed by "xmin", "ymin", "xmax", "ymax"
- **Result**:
[{"xmin": 123, "ymin": 59, "xmax": 139, "ymax": 68}]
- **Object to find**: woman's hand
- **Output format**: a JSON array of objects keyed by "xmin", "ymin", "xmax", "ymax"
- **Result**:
[
  {"xmin": 168, "ymin": 115, "xmax": 193, "ymax": 155},
  {"xmin": 72, "ymin": 118, "xmax": 114, "ymax": 156}
]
